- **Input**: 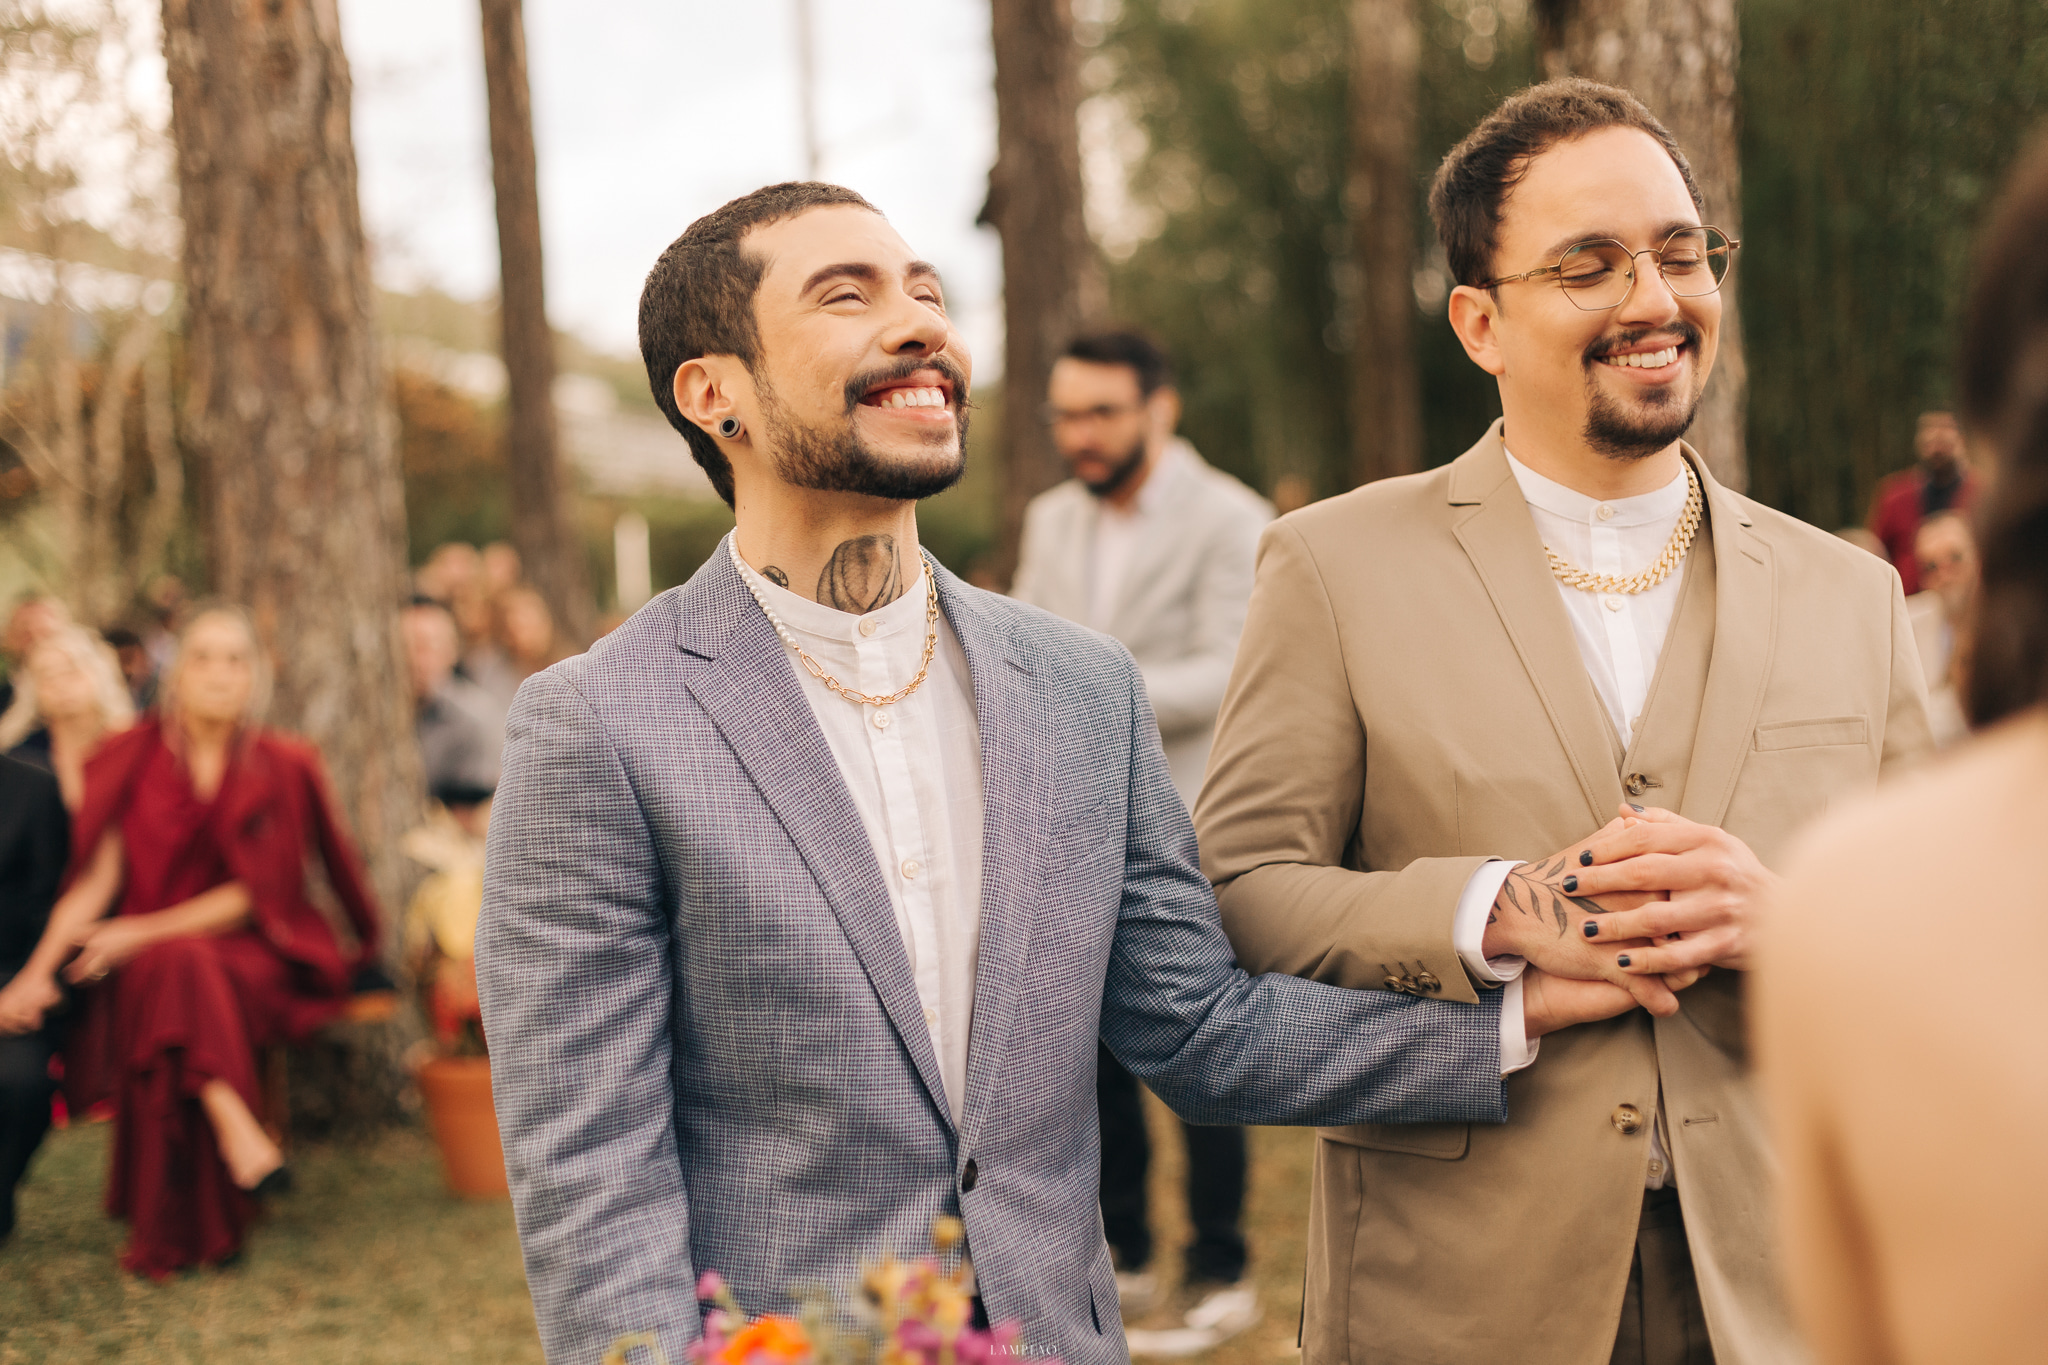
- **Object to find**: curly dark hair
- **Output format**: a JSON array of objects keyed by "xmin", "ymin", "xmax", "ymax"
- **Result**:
[
  {"xmin": 638, "ymin": 182, "xmax": 878, "ymax": 507},
  {"xmin": 1428, "ymin": 78, "xmax": 1704, "ymax": 289},
  {"xmin": 1960, "ymin": 133, "xmax": 2048, "ymax": 727}
]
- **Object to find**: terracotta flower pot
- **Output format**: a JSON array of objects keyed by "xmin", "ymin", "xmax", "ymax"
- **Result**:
[{"xmin": 416, "ymin": 1055, "xmax": 509, "ymax": 1198}]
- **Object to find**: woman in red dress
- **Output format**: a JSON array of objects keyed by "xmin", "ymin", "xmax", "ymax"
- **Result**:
[{"xmin": 0, "ymin": 606, "xmax": 383, "ymax": 1276}]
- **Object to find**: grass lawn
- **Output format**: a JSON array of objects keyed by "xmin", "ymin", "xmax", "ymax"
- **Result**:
[{"xmin": 2, "ymin": 1102, "xmax": 1319, "ymax": 1365}]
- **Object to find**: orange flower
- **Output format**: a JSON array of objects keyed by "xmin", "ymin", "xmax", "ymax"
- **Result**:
[{"xmin": 716, "ymin": 1315, "xmax": 813, "ymax": 1365}]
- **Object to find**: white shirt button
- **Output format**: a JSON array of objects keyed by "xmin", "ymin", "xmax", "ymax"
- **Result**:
[
  {"xmin": 1649, "ymin": 1159, "xmax": 1665, "ymax": 1178},
  {"xmin": 1596, "ymin": 504, "xmax": 1617, "ymax": 521},
  {"xmin": 902, "ymin": 858, "xmax": 921, "ymax": 880},
  {"xmin": 872, "ymin": 709, "xmax": 892, "ymax": 730},
  {"xmin": 858, "ymin": 616, "xmax": 878, "ymax": 637},
  {"xmin": 924, "ymin": 1006, "xmax": 938, "ymax": 1027},
  {"xmin": 1605, "ymin": 596, "xmax": 1624, "ymax": 612}
]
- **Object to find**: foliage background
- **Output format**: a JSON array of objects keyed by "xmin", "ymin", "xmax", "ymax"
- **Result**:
[{"xmin": 1091, "ymin": 0, "xmax": 2048, "ymax": 531}]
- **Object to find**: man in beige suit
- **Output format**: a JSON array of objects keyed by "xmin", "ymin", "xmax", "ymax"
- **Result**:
[{"xmin": 1196, "ymin": 80, "xmax": 1932, "ymax": 1365}]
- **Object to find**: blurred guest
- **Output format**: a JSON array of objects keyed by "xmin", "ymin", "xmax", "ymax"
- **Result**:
[
  {"xmin": 0, "ymin": 605, "xmax": 384, "ymax": 1277},
  {"xmin": 0, "ymin": 626, "xmax": 137, "ymax": 806},
  {"xmin": 1906, "ymin": 510, "xmax": 1979, "ymax": 746},
  {"xmin": 415, "ymin": 541, "xmax": 483, "ymax": 605},
  {"xmin": 1868, "ymin": 410, "xmax": 1977, "ymax": 594},
  {"xmin": 1756, "ymin": 132, "xmax": 2048, "ymax": 1365},
  {"xmin": 0, "ymin": 755, "xmax": 67, "ymax": 1243},
  {"xmin": 481, "ymin": 540, "xmax": 523, "ymax": 595},
  {"xmin": 0, "ymin": 594, "xmax": 70, "ymax": 716},
  {"xmin": 138, "ymin": 575, "xmax": 186, "ymax": 679},
  {"xmin": 403, "ymin": 597, "xmax": 503, "ymax": 805},
  {"xmin": 100, "ymin": 627, "xmax": 159, "ymax": 712},
  {"xmin": 1012, "ymin": 329, "xmax": 1270, "ymax": 1330},
  {"xmin": 493, "ymin": 585, "xmax": 572, "ymax": 696}
]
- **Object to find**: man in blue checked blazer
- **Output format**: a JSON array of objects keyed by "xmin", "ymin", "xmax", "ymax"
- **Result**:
[{"xmin": 478, "ymin": 183, "xmax": 1636, "ymax": 1365}]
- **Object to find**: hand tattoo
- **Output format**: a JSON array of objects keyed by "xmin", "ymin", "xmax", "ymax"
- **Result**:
[
  {"xmin": 818, "ymin": 535, "xmax": 904, "ymax": 613},
  {"xmin": 762, "ymin": 566, "xmax": 790, "ymax": 588},
  {"xmin": 1501, "ymin": 854, "xmax": 1608, "ymax": 937}
]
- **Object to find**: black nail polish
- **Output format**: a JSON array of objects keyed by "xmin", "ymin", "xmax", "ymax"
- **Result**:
[
  {"xmin": 1579, "ymin": 849, "xmax": 1594, "ymax": 866},
  {"xmin": 1582, "ymin": 920, "xmax": 1599, "ymax": 938},
  {"xmin": 1563, "ymin": 875, "xmax": 1579, "ymax": 893},
  {"xmin": 1617, "ymin": 954, "xmax": 1632, "ymax": 968},
  {"xmin": 1629, "ymin": 803, "xmax": 1645, "ymax": 813}
]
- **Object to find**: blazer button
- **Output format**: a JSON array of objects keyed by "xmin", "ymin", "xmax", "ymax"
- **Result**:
[
  {"xmin": 1612, "ymin": 1103, "xmax": 1645, "ymax": 1136},
  {"xmin": 1382, "ymin": 976, "xmax": 1410, "ymax": 994},
  {"xmin": 1624, "ymin": 773, "xmax": 1657, "ymax": 798},
  {"xmin": 1414, "ymin": 970, "xmax": 1442, "ymax": 993},
  {"xmin": 961, "ymin": 1158, "xmax": 980, "ymax": 1192}
]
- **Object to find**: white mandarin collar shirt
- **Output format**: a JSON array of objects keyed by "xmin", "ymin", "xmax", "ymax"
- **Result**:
[
  {"xmin": 1088, "ymin": 439, "xmax": 1189, "ymax": 630},
  {"xmin": 729, "ymin": 538, "xmax": 985, "ymax": 1123},
  {"xmin": 1504, "ymin": 449, "xmax": 1692, "ymax": 743},
  {"xmin": 1455, "ymin": 451, "xmax": 1694, "ymax": 1189}
]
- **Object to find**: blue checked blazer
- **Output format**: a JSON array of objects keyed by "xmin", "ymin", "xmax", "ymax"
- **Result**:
[{"xmin": 477, "ymin": 540, "xmax": 1507, "ymax": 1365}]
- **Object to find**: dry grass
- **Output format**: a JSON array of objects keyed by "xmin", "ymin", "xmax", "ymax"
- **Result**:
[
  {"xmin": 0, "ymin": 1121, "xmax": 542, "ymax": 1365},
  {"xmin": 1, "ymin": 1100, "xmax": 1319, "ymax": 1365}
]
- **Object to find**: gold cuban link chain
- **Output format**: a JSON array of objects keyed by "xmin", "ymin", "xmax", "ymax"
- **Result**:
[
  {"xmin": 736, "ymin": 545, "xmax": 941, "ymax": 709},
  {"xmin": 1544, "ymin": 461, "xmax": 1703, "ymax": 596}
]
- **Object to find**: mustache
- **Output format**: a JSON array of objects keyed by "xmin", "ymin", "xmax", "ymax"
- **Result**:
[
  {"xmin": 1584, "ymin": 321, "xmax": 1703, "ymax": 364},
  {"xmin": 842, "ymin": 354, "xmax": 971, "ymax": 415}
]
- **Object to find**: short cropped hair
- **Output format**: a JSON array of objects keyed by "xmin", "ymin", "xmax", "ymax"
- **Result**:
[
  {"xmin": 1428, "ymin": 78, "xmax": 1705, "ymax": 288},
  {"xmin": 638, "ymin": 182, "xmax": 879, "ymax": 507},
  {"xmin": 1062, "ymin": 329, "xmax": 1176, "ymax": 397},
  {"xmin": 1959, "ymin": 132, "xmax": 2048, "ymax": 726}
]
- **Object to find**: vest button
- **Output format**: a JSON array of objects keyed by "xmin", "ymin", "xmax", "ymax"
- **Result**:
[
  {"xmin": 1612, "ymin": 1103, "xmax": 1645, "ymax": 1136},
  {"xmin": 961, "ymin": 1158, "xmax": 980, "ymax": 1192}
]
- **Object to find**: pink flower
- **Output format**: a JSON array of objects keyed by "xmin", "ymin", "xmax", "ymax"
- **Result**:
[{"xmin": 697, "ymin": 1271, "xmax": 728, "ymax": 1300}]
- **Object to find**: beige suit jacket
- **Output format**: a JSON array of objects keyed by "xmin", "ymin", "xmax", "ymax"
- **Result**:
[{"xmin": 1195, "ymin": 423, "xmax": 1932, "ymax": 1365}]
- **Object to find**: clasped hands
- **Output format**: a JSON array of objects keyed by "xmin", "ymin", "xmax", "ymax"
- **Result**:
[
  {"xmin": 0, "ymin": 918, "xmax": 151, "ymax": 1035},
  {"xmin": 1501, "ymin": 804, "xmax": 1779, "ymax": 1039}
]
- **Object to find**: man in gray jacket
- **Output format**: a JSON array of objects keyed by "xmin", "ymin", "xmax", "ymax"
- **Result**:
[
  {"xmin": 478, "ymin": 182, "xmax": 1633, "ymax": 1365},
  {"xmin": 1012, "ymin": 331, "xmax": 1271, "ymax": 1329}
]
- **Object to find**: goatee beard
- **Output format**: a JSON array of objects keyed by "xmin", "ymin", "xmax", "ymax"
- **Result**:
[
  {"xmin": 1081, "ymin": 437, "xmax": 1149, "ymax": 498},
  {"xmin": 760, "ymin": 357, "xmax": 970, "ymax": 501},
  {"xmin": 1582, "ymin": 323, "xmax": 1706, "ymax": 462}
]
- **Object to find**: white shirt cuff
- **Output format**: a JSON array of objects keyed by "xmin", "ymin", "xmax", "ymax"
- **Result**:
[
  {"xmin": 1499, "ymin": 975, "xmax": 1539, "ymax": 1076},
  {"xmin": 1454, "ymin": 859, "xmax": 1526, "ymax": 985}
]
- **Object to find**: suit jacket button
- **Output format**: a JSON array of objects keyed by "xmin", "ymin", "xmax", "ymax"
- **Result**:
[
  {"xmin": 1382, "ymin": 976, "xmax": 1409, "ymax": 994},
  {"xmin": 1624, "ymin": 773, "xmax": 1655, "ymax": 798},
  {"xmin": 1612, "ymin": 1103, "xmax": 1644, "ymax": 1136},
  {"xmin": 1415, "ymin": 971, "xmax": 1442, "ymax": 993},
  {"xmin": 961, "ymin": 1158, "xmax": 980, "ymax": 1192}
]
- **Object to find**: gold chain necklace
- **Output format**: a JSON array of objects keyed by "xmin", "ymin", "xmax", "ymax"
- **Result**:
[
  {"xmin": 1544, "ymin": 462, "xmax": 1703, "ymax": 596},
  {"xmin": 732, "ymin": 540, "xmax": 941, "ymax": 710}
]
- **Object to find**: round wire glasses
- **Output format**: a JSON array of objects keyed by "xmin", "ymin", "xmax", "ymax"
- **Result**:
[{"xmin": 1477, "ymin": 226, "xmax": 1740, "ymax": 311}]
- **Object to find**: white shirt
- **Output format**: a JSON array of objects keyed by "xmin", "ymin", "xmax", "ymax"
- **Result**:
[
  {"xmin": 1088, "ymin": 441, "xmax": 1187, "ymax": 630},
  {"xmin": 1452, "ymin": 451, "xmax": 1693, "ymax": 1187},
  {"xmin": 729, "ymin": 539, "xmax": 986, "ymax": 1123}
]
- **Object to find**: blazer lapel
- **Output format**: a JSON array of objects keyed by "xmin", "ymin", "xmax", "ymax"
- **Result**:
[
  {"xmin": 676, "ymin": 544, "xmax": 955, "ymax": 1133},
  {"xmin": 1676, "ymin": 457, "xmax": 1777, "ymax": 827},
  {"xmin": 1447, "ymin": 424, "xmax": 1626, "ymax": 830},
  {"xmin": 944, "ymin": 571, "xmax": 1054, "ymax": 1156}
]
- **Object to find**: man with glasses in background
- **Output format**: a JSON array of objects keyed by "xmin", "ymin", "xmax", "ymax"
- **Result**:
[
  {"xmin": 1198, "ymin": 80, "xmax": 1930, "ymax": 1365},
  {"xmin": 1012, "ymin": 329, "xmax": 1270, "ymax": 1343}
]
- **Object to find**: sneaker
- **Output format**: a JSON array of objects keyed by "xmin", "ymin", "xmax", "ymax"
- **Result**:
[
  {"xmin": 1125, "ymin": 1326, "xmax": 1218, "ymax": 1357},
  {"xmin": 1115, "ymin": 1269, "xmax": 1160, "ymax": 1319},
  {"xmin": 1183, "ymin": 1280, "xmax": 1259, "ymax": 1340}
]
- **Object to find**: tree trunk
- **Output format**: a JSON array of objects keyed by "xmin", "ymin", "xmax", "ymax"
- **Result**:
[
  {"xmin": 1346, "ymin": 0, "xmax": 1423, "ymax": 486},
  {"xmin": 983, "ymin": 0, "xmax": 1104, "ymax": 587},
  {"xmin": 480, "ymin": 0, "xmax": 592, "ymax": 641},
  {"xmin": 1536, "ymin": 0, "xmax": 1747, "ymax": 491},
  {"xmin": 160, "ymin": 0, "xmax": 423, "ymax": 966}
]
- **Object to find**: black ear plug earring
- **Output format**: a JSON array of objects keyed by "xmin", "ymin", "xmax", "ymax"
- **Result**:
[{"xmin": 718, "ymin": 416, "xmax": 742, "ymax": 438}]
